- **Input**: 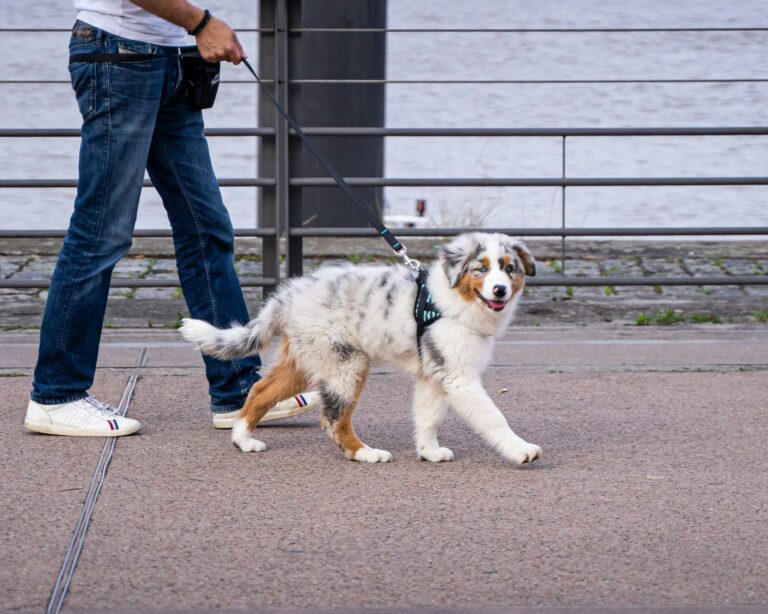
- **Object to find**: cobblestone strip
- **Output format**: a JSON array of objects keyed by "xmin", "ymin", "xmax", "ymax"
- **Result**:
[{"xmin": 2, "ymin": 240, "xmax": 767, "ymax": 328}]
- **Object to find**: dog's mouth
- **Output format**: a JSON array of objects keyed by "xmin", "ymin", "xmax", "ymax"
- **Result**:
[{"xmin": 475, "ymin": 290, "xmax": 507, "ymax": 312}]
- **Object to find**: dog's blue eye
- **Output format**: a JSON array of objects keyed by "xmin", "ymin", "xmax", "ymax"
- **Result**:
[
  {"xmin": 505, "ymin": 264, "xmax": 516, "ymax": 274},
  {"xmin": 478, "ymin": 266, "xmax": 488, "ymax": 273}
]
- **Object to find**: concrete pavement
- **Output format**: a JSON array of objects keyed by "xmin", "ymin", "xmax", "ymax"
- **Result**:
[{"xmin": 1, "ymin": 325, "xmax": 767, "ymax": 613}]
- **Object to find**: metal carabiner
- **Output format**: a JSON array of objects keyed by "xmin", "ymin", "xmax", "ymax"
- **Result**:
[{"xmin": 396, "ymin": 246, "xmax": 422, "ymax": 271}]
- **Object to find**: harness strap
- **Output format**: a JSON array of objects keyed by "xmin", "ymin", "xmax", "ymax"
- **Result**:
[{"xmin": 414, "ymin": 268, "xmax": 442, "ymax": 355}]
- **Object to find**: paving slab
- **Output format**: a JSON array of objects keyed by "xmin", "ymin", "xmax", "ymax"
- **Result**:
[
  {"xmin": 56, "ymin": 368, "xmax": 768, "ymax": 611},
  {"xmin": 0, "ymin": 369, "xmax": 141, "ymax": 611},
  {"xmin": 2, "ymin": 330, "xmax": 767, "ymax": 612}
]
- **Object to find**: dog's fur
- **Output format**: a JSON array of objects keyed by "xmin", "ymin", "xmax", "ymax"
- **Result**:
[{"xmin": 180, "ymin": 232, "xmax": 542, "ymax": 465}]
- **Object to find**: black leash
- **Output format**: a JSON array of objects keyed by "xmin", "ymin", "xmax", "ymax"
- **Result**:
[
  {"xmin": 240, "ymin": 58, "xmax": 422, "ymax": 272},
  {"xmin": 68, "ymin": 51, "xmax": 420, "ymax": 270},
  {"xmin": 69, "ymin": 52, "xmax": 439, "ymax": 347},
  {"xmin": 241, "ymin": 58, "xmax": 446, "ymax": 352}
]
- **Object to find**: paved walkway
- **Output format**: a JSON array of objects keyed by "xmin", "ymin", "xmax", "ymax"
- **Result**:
[{"xmin": 2, "ymin": 325, "xmax": 767, "ymax": 613}]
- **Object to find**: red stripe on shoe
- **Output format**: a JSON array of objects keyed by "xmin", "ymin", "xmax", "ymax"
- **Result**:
[{"xmin": 295, "ymin": 395, "xmax": 306, "ymax": 407}]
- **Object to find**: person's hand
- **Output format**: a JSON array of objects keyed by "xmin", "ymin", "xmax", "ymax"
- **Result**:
[{"xmin": 195, "ymin": 16, "xmax": 246, "ymax": 64}]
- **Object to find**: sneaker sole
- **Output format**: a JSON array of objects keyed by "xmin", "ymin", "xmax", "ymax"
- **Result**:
[
  {"xmin": 24, "ymin": 420, "xmax": 141, "ymax": 437},
  {"xmin": 212, "ymin": 400, "xmax": 319, "ymax": 429}
]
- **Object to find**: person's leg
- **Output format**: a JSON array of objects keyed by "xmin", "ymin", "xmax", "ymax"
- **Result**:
[
  {"xmin": 32, "ymin": 24, "xmax": 164, "ymax": 404},
  {"xmin": 145, "ymin": 64, "xmax": 261, "ymax": 412}
]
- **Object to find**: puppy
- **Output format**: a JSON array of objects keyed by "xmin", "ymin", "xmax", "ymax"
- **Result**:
[{"xmin": 180, "ymin": 232, "xmax": 542, "ymax": 465}]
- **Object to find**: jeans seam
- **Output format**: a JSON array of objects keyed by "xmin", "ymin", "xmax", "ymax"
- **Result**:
[
  {"xmin": 51, "ymin": 61, "xmax": 111, "ymax": 396},
  {"xmin": 154, "ymin": 136, "xmax": 220, "ymax": 325}
]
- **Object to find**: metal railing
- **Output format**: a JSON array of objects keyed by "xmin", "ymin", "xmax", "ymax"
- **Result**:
[{"xmin": 2, "ymin": 6, "xmax": 767, "ymax": 291}]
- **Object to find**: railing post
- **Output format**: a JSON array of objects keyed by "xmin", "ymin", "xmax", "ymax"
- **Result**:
[
  {"xmin": 561, "ymin": 135, "xmax": 567, "ymax": 277},
  {"xmin": 257, "ymin": 0, "xmax": 287, "ymax": 296},
  {"xmin": 275, "ymin": 0, "xmax": 291, "ymax": 283},
  {"xmin": 284, "ymin": 0, "xmax": 303, "ymax": 279}
]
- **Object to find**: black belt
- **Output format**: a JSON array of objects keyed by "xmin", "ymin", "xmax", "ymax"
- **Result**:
[{"xmin": 68, "ymin": 50, "xmax": 197, "ymax": 63}]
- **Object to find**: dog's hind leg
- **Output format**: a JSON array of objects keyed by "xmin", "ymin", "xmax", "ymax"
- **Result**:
[
  {"xmin": 319, "ymin": 364, "xmax": 392, "ymax": 463},
  {"xmin": 413, "ymin": 378, "xmax": 453, "ymax": 462},
  {"xmin": 232, "ymin": 338, "xmax": 309, "ymax": 453}
]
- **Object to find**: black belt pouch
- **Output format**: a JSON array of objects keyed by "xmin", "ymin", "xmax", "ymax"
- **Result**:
[
  {"xmin": 69, "ymin": 49, "xmax": 221, "ymax": 111},
  {"xmin": 182, "ymin": 54, "xmax": 221, "ymax": 110}
]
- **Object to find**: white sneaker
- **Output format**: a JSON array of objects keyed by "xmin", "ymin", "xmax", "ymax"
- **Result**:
[
  {"xmin": 211, "ymin": 391, "xmax": 321, "ymax": 429},
  {"xmin": 24, "ymin": 395, "xmax": 141, "ymax": 437}
]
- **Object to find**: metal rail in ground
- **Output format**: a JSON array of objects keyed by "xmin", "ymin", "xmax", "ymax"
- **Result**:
[{"xmin": 45, "ymin": 348, "xmax": 147, "ymax": 614}]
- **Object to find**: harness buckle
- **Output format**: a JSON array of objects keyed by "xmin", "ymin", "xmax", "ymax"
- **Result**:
[{"xmin": 396, "ymin": 247, "xmax": 421, "ymax": 271}]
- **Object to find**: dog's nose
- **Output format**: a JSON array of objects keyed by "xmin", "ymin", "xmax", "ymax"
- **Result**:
[{"xmin": 493, "ymin": 285, "xmax": 508, "ymax": 298}]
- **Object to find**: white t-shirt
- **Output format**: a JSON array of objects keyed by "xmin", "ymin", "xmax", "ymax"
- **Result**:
[{"xmin": 73, "ymin": 0, "xmax": 187, "ymax": 46}]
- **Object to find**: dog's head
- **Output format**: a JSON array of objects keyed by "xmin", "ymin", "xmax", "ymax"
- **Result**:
[{"xmin": 440, "ymin": 233, "xmax": 536, "ymax": 313}]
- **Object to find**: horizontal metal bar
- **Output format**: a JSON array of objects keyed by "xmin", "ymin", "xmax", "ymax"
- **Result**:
[
  {"xmin": 0, "ymin": 28, "xmax": 270, "ymax": 33},
  {"xmin": 0, "ymin": 228, "xmax": 276, "ymax": 239},
  {"xmin": 3, "ymin": 177, "xmax": 766, "ymax": 190},
  {"xmin": 2, "ymin": 27, "xmax": 767, "ymax": 33},
  {"xmin": 289, "ymin": 27, "xmax": 768, "ymax": 33},
  {"xmin": 289, "ymin": 127, "xmax": 768, "ymax": 137},
  {"xmin": 289, "ymin": 177, "xmax": 768, "ymax": 187},
  {"xmin": 4, "ymin": 177, "xmax": 767, "ymax": 190},
  {"xmin": 0, "ymin": 178, "xmax": 275, "ymax": 188},
  {"xmin": 4, "ymin": 276, "xmax": 765, "ymax": 290},
  {"xmin": 4, "ymin": 127, "xmax": 767, "ymax": 138},
  {"xmin": 291, "ymin": 79, "xmax": 768, "ymax": 85},
  {"xmin": 526, "ymin": 276, "xmax": 768, "ymax": 287},
  {"xmin": 1, "ymin": 277, "xmax": 276, "ymax": 289},
  {"xmin": 2, "ymin": 227, "xmax": 766, "ymax": 240},
  {"xmin": 0, "ymin": 128, "xmax": 275, "ymax": 138},
  {"xmin": 9, "ymin": 78, "xmax": 765, "ymax": 86},
  {"xmin": 289, "ymin": 227, "xmax": 768, "ymax": 238},
  {"xmin": 0, "ymin": 80, "xmax": 274, "ymax": 85}
]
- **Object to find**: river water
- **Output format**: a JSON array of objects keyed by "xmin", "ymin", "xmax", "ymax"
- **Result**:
[{"xmin": 2, "ymin": 0, "xmax": 767, "ymax": 234}]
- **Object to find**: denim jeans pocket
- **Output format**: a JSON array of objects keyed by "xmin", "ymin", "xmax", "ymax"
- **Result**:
[
  {"xmin": 68, "ymin": 49, "xmax": 97, "ymax": 121},
  {"xmin": 71, "ymin": 20, "xmax": 97, "ymax": 45}
]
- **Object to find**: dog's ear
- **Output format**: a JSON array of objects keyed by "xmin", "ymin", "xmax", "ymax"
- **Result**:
[
  {"xmin": 506, "ymin": 239, "xmax": 536, "ymax": 276},
  {"xmin": 441, "ymin": 235, "xmax": 478, "ymax": 288}
]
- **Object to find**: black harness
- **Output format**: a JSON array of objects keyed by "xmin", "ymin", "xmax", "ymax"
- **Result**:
[{"xmin": 414, "ymin": 268, "xmax": 442, "ymax": 354}]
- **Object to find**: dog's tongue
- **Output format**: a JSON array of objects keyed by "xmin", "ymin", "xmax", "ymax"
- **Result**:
[{"xmin": 487, "ymin": 300, "xmax": 506, "ymax": 311}]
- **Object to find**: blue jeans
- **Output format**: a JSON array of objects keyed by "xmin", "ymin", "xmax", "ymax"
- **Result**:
[{"xmin": 32, "ymin": 21, "xmax": 261, "ymax": 411}]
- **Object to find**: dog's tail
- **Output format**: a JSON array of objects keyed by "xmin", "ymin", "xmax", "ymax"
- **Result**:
[{"xmin": 179, "ymin": 300, "xmax": 281, "ymax": 360}]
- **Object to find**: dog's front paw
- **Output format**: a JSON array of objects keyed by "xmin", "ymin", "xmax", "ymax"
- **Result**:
[
  {"xmin": 234, "ymin": 437, "xmax": 267, "ymax": 453},
  {"xmin": 231, "ymin": 418, "xmax": 266, "ymax": 453},
  {"xmin": 419, "ymin": 446, "xmax": 455, "ymax": 462},
  {"xmin": 506, "ymin": 442, "xmax": 542, "ymax": 466},
  {"xmin": 353, "ymin": 447, "xmax": 393, "ymax": 463}
]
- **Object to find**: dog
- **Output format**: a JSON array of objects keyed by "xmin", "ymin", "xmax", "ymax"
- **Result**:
[{"xmin": 180, "ymin": 232, "xmax": 542, "ymax": 465}]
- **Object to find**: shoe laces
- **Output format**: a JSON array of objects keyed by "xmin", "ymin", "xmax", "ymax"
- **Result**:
[{"xmin": 84, "ymin": 394, "xmax": 119, "ymax": 418}]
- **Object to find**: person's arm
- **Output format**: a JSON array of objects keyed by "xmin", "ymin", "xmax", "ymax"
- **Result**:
[{"xmin": 130, "ymin": 0, "xmax": 246, "ymax": 64}]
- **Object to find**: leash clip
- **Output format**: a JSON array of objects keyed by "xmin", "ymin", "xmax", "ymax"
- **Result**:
[{"xmin": 396, "ymin": 247, "xmax": 422, "ymax": 271}]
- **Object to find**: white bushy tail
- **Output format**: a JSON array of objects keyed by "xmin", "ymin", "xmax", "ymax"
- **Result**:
[{"xmin": 179, "ymin": 300, "xmax": 280, "ymax": 360}]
